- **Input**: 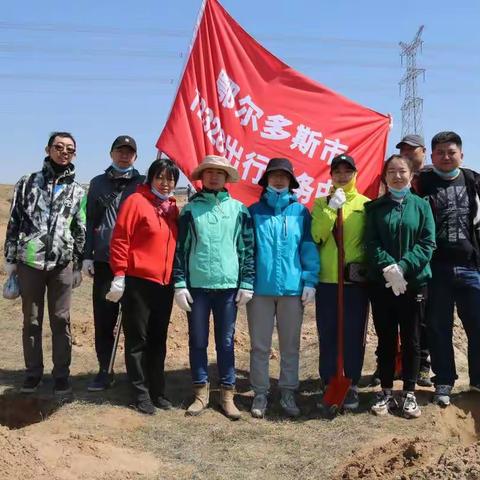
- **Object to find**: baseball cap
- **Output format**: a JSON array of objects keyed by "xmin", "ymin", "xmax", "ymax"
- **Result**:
[
  {"xmin": 330, "ymin": 154, "xmax": 356, "ymax": 171},
  {"xmin": 396, "ymin": 134, "xmax": 425, "ymax": 149},
  {"xmin": 111, "ymin": 135, "xmax": 137, "ymax": 152}
]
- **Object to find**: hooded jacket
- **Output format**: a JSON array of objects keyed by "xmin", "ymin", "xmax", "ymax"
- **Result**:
[
  {"xmin": 364, "ymin": 191, "xmax": 436, "ymax": 288},
  {"xmin": 173, "ymin": 189, "xmax": 255, "ymax": 290},
  {"xmin": 4, "ymin": 158, "xmax": 86, "ymax": 271},
  {"xmin": 84, "ymin": 166, "xmax": 144, "ymax": 263},
  {"xmin": 109, "ymin": 184, "xmax": 178, "ymax": 285},
  {"xmin": 311, "ymin": 186, "xmax": 369, "ymax": 284},
  {"xmin": 249, "ymin": 189, "xmax": 319, "ymax": 296}
]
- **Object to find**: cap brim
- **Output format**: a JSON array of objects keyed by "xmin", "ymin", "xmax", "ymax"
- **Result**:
[
  {"xmin": 191, "ymin": 163, "xmax": 239, "ymax": 183},
  {"xmin": 396, "ymin": 141, "xmax": 423, "ymax": 148}
]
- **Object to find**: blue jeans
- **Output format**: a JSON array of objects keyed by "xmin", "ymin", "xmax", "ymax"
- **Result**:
[
  {"xmin": 187, "ymin": 289, "xmax": 238, "ymax": 386},
  {"xmin": 427, "ymin": 263, "xmax": 480, "ymax": 386},
  {"xmin": 315, "ymin": 283, "xmax": 369, "ymax": 386}
]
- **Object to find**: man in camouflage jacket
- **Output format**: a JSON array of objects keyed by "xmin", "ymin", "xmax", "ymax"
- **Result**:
[{"xmin": 4, "ymin": 132, "xmax": 86, "ymax": 395}]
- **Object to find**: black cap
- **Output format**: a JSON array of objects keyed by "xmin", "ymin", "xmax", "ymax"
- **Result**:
[
  {"xmin": 396, "ymin": 134, "xmax": 425, "ymax": 149},
  {"xmin": 330, "ymin": 154, "xmax": 356, "ymax": 171},
  {"xmin": 111, "ymin": 135, "xmax": 137, "ymax": 152},
  {"xmin": 258, "ymin": 157, "xmax": 300, "ymax": 189}
]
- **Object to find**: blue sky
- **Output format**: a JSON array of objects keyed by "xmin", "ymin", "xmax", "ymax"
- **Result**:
[{"xmin": 1, "ymin": 0, "xmax": 479, "ymax": 185}]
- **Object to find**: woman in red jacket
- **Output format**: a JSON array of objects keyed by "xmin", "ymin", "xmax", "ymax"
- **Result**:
[{"xmin": 107, "ymin": 158, "xmax": 179, "ymax": 415}]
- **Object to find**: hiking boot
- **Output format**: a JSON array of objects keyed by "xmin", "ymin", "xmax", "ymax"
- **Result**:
[
  {"xmin": 343, "ymin": 386, "xmax": 359, "ymax": 410},
  {"xmin": 219, "ymin": 385, "xmax": 241, "ymax": 421},
  {"xmin": 135, "ymin": 398, "xmax": 156, "ymax": 415},
  {"xmin": 152, "ymin": 395, "xmax": 173, "ymax": 410},
  {"xmin": 20, "ymin": 376, "xmax": 42, "ymax": 394},
  {"xmin": 87, "ymin": 370, "xmax": 114, "ymax": 392},
  {"xmin": 280, "ymin": 389, "xmax": 300, "ymax": 418},
  {"xmin": 54, "ymin": 377, "xmax": 72, "ymax": 395},
  {"xmin": 251, "ymin": 393, "xmax": 268, "ymax": 418},
  {"xmin": 186, "ymin": 383, "xmax": 209, "ymax": 416},
  {"xmin": 433, "ymin": 385, "xmax": 452, "ymax": 407},
  {"xmin": 417, "ymin": 368, "xmax": 433, "ymax": 388},
  {"xmin": 371, "ymin": 390, "xmax": 397, "ymax": 416},
  {"xmin": 402, "ymin": 391, "xmax": 421, "ymax": 419},
  {"xmin": 470, "ymin": 384, "xmax": 480, "ymax": 393}
]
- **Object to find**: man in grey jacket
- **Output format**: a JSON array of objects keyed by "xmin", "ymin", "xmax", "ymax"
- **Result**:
[{"xmin": 82, "ymin": 135, "xmax": 144, "ymax": 391}]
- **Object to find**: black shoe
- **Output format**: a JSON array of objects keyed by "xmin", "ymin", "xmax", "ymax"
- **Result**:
[
  {"xmin": 20, "ymin": 376, "xmax": 42, "ymax": 393},
  {"xmin": 54, "ymin": 377, "xmax": 72, "ymax": 395},
  {"xmin": 417, "ymin": 368, "xmax": 433, "ymax": 387},
  {"xmin": 153, "ymin": 395, "xmax": 173, "ymax": 410},
  {"xmin": 87, "ymin": 370, "xmax": 114, "ymax": 392},
  {"xmin": 135, "ymin": 398, "xmax": 156, "ymax": 415}
]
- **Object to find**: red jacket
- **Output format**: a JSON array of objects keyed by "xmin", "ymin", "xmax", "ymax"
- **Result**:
[{"xmin": 110, "ymin": 184, "xmax": 178, "ymax": 285}]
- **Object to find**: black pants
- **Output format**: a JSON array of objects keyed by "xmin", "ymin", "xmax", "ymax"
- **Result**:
[
  {"xmin": 370, "ymin": 285, "xmax": 425, "ymax": 391},
  {"xmin": 93, "ymin": 261, "xmax": 120, "ymax": 370},
  {"xmin": 122, "ymin": 276, "xmax": 174, "ymax": 401}
]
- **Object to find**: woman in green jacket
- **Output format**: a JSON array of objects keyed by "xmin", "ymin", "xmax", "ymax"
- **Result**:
[
  {"xmin": 365, "ymin": 154, "xmax": 435, "ymax": 419},
  {"xmin": 311, "ymin": 154, "xmax": 369, "ymax": 411}
]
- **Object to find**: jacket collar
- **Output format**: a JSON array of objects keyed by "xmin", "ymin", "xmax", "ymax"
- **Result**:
[
  {"xmin": 105, "ymin": 165, "xmax": 140, "ymax": 180},
  {"xmin": 42, "ymin": 157, "xmax": 75, "ymax": 182}
]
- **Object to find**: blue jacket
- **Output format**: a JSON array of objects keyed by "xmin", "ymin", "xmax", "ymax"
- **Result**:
[{"xmin": 249, "ymin": 189, "xmax": 319, "ymax": 296}]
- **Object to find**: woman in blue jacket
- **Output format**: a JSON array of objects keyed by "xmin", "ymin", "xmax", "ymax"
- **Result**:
[{"xmin": 247, "ymin": 158, "xmax": 319, "ymax": 418}]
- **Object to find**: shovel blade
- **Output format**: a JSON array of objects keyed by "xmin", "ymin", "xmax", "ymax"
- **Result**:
[{"xmin": 323, "ymin": 376, "xmax": 352, "ymax": 409}]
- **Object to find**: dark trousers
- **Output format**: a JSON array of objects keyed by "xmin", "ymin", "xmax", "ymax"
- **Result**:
[
  {"xmin": 17, "ymin": 262, "xmax": 73, "ymax": 379},
  {"xmin": 92, "ymin": 261, "xmax": 120, "ymax": 370},
  {"xmin": 315, "ymin": 283, "xmax": 369, "ymax": 386},
  {"xmin": 122, "ymin": 276, "xmax": 174, "ymax": 401},
  {"xmin": 427, "ymin": 263, "xmax": 480, "ymax": 386},
  {"xmin": 370, "ymin": 285, "xmax": 425, "ymax": 391}
]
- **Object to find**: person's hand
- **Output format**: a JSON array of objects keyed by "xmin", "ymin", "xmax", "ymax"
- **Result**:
[
  {"xmin": 106, "ymin": 276, "xmax": 125, "ymax": 302},
  {"xmin": 235, "ymin": 289, "xmax": 253, "ymax": 307},
  {"xmin": 301, "ymin": 286, "xmax": 316, "ymax": 306},
  {"xmin": 72, "ymin": 270, "xmax": 83, "ymax": 289},
  {"xmin": 386, "ymin": 278, "xmax": 407, "ymax": 296},
  {"xmin": 4, "ymin": 261, "xmax": 17, "ymax": 277},
  {"xmin": 328, "ymin": 188, "xmax": 346, "ymax": 210},
  {"xmin": 82, "ymin": 259, "xmax": 95, "ymax": 278},
  {"xmin": 174, "ymin": 288, "xmax": 193, "ymax": 312},
  {"xmin": 384, "ymin": 265, "xmax": 407, "ymax": 296}
]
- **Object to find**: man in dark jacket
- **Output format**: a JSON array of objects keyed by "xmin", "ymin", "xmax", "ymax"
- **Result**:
[
  {"xmin": 4, "ymin": 131, "xmax": 86, "ymax": 395},
  {"xmin": 417, "ymin": 131, "xmax": 480, "ymax": 407},
  {"xmin": 82, "ymin": 135, "xmax": 144, "ymax": 391}
]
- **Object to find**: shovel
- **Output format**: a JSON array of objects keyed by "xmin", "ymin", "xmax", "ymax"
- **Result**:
[
  {"xmin": 108, "ymin": 307, "xmax": 123, "ymax": 375},
  {"xmin": 323, "ymin": 206, "xmax": 352, "ymax": 412}
]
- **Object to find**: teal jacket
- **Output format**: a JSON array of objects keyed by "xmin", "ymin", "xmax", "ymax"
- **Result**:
[
  {"xmin": 173, "ymin": 189, "xmax": 255, "ymax": 290},
  {"xmin": 365, "ymin": 192, "xmax": 436, "ymax": 288}
]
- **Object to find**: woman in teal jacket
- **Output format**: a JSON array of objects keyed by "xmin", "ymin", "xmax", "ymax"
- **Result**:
[
  {"xmin": 365, "ymin": 154, "xmax": 435, "ymax": 419},
  {"xmin": 247, "ymin": 158, "xmax": 319, "ymax": 418},
  {"xmin": 173, "ymin": 155, "xmax": 255, "ymax": 420}
]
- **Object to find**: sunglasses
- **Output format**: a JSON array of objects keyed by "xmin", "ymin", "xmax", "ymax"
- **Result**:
[{"xmin": 52, "ymin": 144, "xmax": 76, "ymax": 155}]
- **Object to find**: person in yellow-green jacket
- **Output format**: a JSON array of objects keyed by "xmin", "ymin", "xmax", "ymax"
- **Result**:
[{"xmin": 311, "ymin": 154, "xmax": 369, "ymax": 410}]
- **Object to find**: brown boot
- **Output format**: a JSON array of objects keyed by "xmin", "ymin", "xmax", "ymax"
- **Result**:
[
  {"xmin": 219, "ymin": 385, "xmax": 241, "ymax": 421},
  {"xmin": 186, "ymin": 383, "xmax": 209, "ymax": 416}
]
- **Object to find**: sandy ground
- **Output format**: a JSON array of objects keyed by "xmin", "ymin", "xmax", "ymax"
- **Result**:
[{"xmin": 0, "ymin": 184, "xmax": 479, "ymax": 479}]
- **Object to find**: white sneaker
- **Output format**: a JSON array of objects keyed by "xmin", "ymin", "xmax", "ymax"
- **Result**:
[
  {"xmin": 251, "ymin": 393, "xmax": 268, "ymax": 418},
  {"xmin": 280, "ymin": 390, "xmax": 300, "ymax": 418},
  {"xmin": 402, "ymin": 391, "xmax": 421, "ymax": 419},
  {"xmin": 343, "ymin": 386, "xmax": 359, "ymax": 410},
  {"xmin": 371, "ymin": 390, "xmax": 397, "ymax": 416},
  {"xmin": 433, "ymin": 384, "xmax": 452, "ymax": 407}
]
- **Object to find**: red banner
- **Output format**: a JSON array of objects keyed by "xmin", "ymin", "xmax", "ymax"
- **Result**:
[{"xmin": 157, "ymin": 0, "xmax": 390, "ymax": 206}]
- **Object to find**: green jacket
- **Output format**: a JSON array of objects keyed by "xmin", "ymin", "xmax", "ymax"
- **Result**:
[
  {"xmin": 364, "ymin": 192, "xmax": 436, "ymax": 288},
  {"xmin": 311, "ymin": 188, "xmax": 369, "ymax": 284},
  {"xmin": 173, "ymin": 189, "xmax": 255, "ymax": 290}
]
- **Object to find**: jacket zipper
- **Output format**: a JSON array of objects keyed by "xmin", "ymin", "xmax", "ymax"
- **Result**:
[{"xmin": 44, "ymin": 177, "xmax": 58, "ymax": 270}]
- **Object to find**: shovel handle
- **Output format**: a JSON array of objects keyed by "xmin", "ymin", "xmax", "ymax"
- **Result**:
[{"xmin": 337, "ymin": 207, "xmax": 345, "ymax": 376}]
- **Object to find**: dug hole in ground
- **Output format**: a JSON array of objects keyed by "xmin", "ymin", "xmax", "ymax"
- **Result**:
[{"xmin": 0, "ymin": 184, "xmax": 479, "ymax": 480}]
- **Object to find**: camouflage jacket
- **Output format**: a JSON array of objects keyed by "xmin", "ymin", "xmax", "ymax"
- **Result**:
[{"xmin": 4, "ymin": 158, "xmax": 86, "ymax": 271}]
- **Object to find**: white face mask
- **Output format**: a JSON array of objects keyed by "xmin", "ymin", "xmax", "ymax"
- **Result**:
[{"xmin": 267, "ymin": 185, "xmax": 288, "ymax": 194}]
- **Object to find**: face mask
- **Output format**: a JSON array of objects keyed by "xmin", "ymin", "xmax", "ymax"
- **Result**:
[
  {"xmin": 388, "ymin": 184, "xmax": 410, "ymax": 199},
  {"xmin": 433, "ymin": 166, "xmax": 460, "ymax": 180},
  {"xmin": 151, "ymin": 186, "xmax": 169, "ymax": 201},
  {"xmin": 267, "ymin": 185, "xmax": 289, "ymax": 194},
  {"xmin": 333, "ymin": 173, "xmax": 356, "ymax": 192},
  {"xmin": 111, "ymin": 163, "xmax": 133, "ymax": 173}
]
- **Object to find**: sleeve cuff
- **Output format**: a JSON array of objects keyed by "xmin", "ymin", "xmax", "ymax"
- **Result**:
[{"xmin": 239, "ymin": 281, "xmax": 253, "ymax": 290}]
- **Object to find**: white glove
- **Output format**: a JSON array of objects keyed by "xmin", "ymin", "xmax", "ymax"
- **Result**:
[
  {"xmin": 383, "ymin": 264, "xmax": 407, "ymax": 296},
  {"xmin": 386, "ymin": 279, "xmax": 407, "ymax": 296},
  {"xmin": 174, "ymin": 288, "xmax": 193, "ymax": 312},
  {"xmin": 235, "ymin": 289, "xmax": 253, "ymax": 307},
  {"xmin": 328, "ymin": 188, "xmax": 346, "ymax": 210},
  {"xmin": 72, "ymin": 270, "xmax": 83, "ymax": 289},
  {"xmin": 106, "ymin": 276, "xmax": 125, "ymax": 302},
  {"xmin": 82, "ymin": 259, "xmax": 95, "ymax": 278},
  {"xmin": 301, "ymin": 286, "xmax": 316, "ymax": 306},
  {"xmin": 4, "ymin": 262, "xmax": 17, "ymax": 276}
]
